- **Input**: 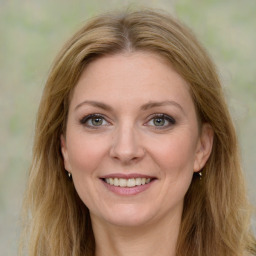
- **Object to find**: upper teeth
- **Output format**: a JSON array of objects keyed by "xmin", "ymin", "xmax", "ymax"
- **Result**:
[{"xmin": 105, "ymin": 178, "xmax": 151, "ymax": 187}]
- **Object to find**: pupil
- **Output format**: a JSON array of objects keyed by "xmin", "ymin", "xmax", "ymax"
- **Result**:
[
  {"xmin": 92, "ymin": 117, "xmax": 103, "ymax": 126},
  {"xmin": 154, "ymin": 118, "xmax": 165, "ymax": 126}
]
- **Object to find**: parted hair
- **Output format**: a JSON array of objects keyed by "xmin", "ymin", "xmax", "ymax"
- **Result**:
[{"xmin": 20, "ymin": 9, "xmax": 256, "ymax": 256}]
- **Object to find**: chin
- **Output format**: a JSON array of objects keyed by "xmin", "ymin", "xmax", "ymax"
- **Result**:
[
  {"xmin": 93, "ymin": 204, "xmax": 155, "ymax": 228},
  {"xmin": 108, "ymin": 214, "xmax": 153, "ymax": 228}
]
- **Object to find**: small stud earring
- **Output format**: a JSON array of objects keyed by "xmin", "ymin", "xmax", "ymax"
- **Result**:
[
  {"xmin": 198, "ymin": 171, "xmax": 202, "ymax": 180},
  {"xmin": 67, "ymin": 171, "xmax": 72, "ymax": 179}
]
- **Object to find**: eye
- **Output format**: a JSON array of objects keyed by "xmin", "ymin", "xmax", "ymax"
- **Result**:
[
  {"xmin": 146, "ymin": 114, "xmax": 176, "ymax": 129},
  {"xmin": 80, "ymin": 114, "xmax": 109, "ymax": 128}
]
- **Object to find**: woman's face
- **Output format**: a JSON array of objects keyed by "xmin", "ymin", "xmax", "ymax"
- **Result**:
[{"xmin": 61, "ymin": 52, "xmax": 213, "ymax": 227}]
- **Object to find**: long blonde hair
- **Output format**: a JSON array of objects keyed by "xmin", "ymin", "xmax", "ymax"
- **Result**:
[{"xmin": 20, "ymin": 9, "xmax": 256, "ymax": 256}]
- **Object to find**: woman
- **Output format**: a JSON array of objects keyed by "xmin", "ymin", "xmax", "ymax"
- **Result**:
[{"xmin": 20, "ymin": 9, "xmax": 256, "ymax": 256}]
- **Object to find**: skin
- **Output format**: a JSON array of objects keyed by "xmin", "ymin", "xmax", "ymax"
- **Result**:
[{"xmin": 61, "ymin": 52, "xmax": 213, "ymax": 256}]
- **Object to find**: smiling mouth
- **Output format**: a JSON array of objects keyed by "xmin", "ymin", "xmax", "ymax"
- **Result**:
[{"xmin": 103, "ymin": 177, "xmax": 153, "ymax": 188}]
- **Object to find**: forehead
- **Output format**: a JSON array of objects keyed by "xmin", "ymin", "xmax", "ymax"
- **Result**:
[{"xmin": 70, "ymin": 52, "xmax": 194, "ymax": 112}]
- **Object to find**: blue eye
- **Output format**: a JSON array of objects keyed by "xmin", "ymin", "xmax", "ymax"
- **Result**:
[
  {"xmin": 80, "ymin": 114, "xmax": 108, "ymax": 127},
  {"xmin": 147, "ymin": 114, "xmax": 176, "ymax": 128}
]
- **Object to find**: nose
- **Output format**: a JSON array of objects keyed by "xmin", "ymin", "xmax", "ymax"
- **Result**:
[{"xmin": 109, "ymin": 123, "xmax": 145, "ymax": 164}]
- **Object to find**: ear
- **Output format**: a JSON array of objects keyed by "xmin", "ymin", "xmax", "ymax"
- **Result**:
[
  {"xmin": 60, "ymin": 135, "xmax": 72, "ymax": 172},
  {"xmin": 194, "ymin": 123, "xmax": 214, "ymax": 172}
]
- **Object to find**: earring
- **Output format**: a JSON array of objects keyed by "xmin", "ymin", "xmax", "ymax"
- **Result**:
[
  {"xmin": 198, "ymin": 171, "xmax": 203, "ymax": 180},
  {"xmin": 67, "ymin": 171, "xmax": 72, "ymax": 179}
]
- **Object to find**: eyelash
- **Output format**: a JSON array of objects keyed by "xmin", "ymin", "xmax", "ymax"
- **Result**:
[
  {"xmin": 80, "ymin": 114, "xmax": 110, "ymax": 128},
  {"xmin": 146, "ymin": 114, "xmax": 176, "ymax": 129},
  {"xmin": 79, "ymin": 113, "xmax": 176, "ymax": 129}
]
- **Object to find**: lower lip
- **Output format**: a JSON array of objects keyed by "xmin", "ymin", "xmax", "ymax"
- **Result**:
[{"xmin": 102, "ymin": 179, "xmax": 156, "ymax": 196}]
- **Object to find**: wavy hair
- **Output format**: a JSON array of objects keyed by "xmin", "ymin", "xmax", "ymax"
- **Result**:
[{"xmin": 20, "ymin": 9, "xmax": 256, "ymax": 256}]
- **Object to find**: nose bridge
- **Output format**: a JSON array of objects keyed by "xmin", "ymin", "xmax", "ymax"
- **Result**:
[{"xmin": 110, "ymin": 119, "xmax": 144, "ymax": 162}]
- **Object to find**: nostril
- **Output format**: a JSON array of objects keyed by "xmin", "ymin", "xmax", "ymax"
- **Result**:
[
  {"xmin": 109, "ymin": 145, "xmax": 145, "ymax": 163},
  {"xmin": 109, "ymin": 128, "xmax": 145, "ymax": 162}
]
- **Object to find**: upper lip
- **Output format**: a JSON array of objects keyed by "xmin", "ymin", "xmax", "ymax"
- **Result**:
[{"xmin": 100, "ymin": 173, "xmax": 156, "ymax": 179}]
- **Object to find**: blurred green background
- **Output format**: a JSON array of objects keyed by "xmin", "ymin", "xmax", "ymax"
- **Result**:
[{"xmin": 0, "ymin": 0, "xmax": 255, "ymax": 254}]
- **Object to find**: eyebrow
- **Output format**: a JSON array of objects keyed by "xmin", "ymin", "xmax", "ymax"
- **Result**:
[
  {"xmin": 75, "ymin": 100, "xmax": 184, "ymax": 113},
  {"xmin": 75, "ymin": 100, "xmax": 113, "ymax": 111},
  {"xmin": 140, "ymin": 100, "xmax": 184, "ymax": 113}
]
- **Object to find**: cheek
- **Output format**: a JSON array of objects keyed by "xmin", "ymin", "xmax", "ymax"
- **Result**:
[
  {"xmin": 148, "ymin": 131, "xmax": 198, "ymax": 175},
  {"xmin": 66, "ymin": 133, "xmax": 108, "ymax": 174}
]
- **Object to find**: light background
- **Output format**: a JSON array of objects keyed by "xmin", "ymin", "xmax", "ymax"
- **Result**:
[{"xmin": 0, "ymin": 0, "xmax": 255, "ymax": 255}]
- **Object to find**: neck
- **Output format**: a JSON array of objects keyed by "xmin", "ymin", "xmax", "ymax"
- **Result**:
[{"xmin": 92, "ymin": 213, "xmax": 181, "ymax": 256}]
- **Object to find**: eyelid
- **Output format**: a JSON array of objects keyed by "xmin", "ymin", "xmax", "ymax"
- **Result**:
[
  {"xmin": 79, "ymin": 113, "xmax": 175, "ymax": 129},
  {"xmin": 145, "ymin": 113, "xmax": 176, "ymax": 128},
  {"xmin": 80, "ymin": 113, "xmax": 110, "ymax": 127}
]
